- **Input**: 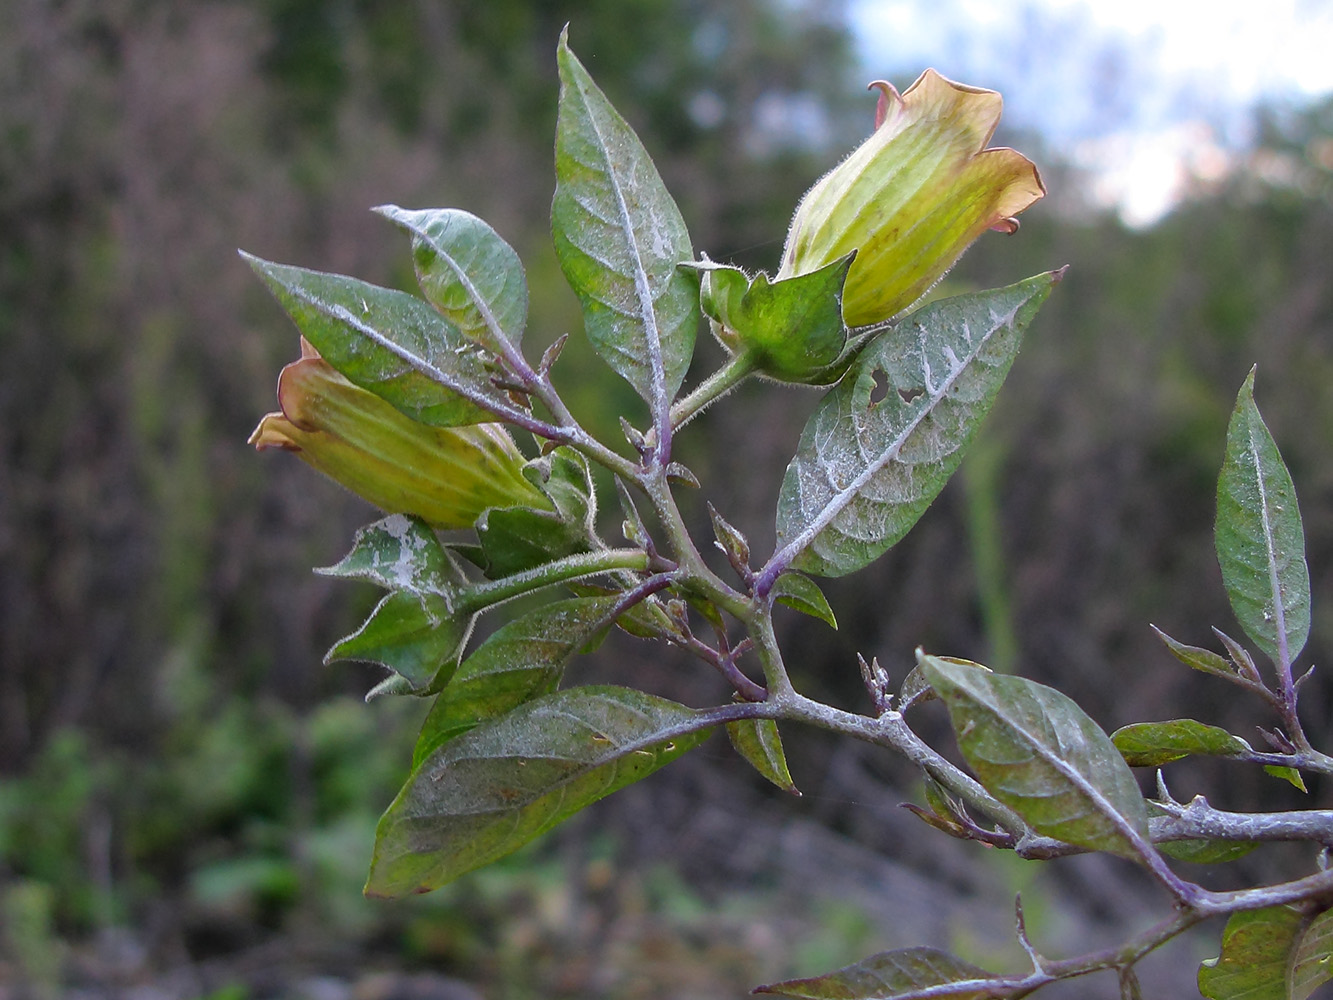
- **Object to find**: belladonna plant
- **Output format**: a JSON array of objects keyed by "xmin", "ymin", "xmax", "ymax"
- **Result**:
[{"xmin": 246, "ymin": 30, "xmax": 1333, "ymax": 998}]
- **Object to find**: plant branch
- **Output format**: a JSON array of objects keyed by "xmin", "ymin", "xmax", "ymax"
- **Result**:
[
  {"xmin": 460, "ymin": 547, "xmax": 651, "ymax": 613},
  {"xmin": 666, "ymin": 350, "xmax": 756, "ymax": 432}
]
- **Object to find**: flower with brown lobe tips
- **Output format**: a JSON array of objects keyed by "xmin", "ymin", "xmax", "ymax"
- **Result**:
[
  {"xmin": 250, "ymin": 340, "xmax": 547, "ymax": 529},
  {"xmin": 778, "ymin": 69, "xmax": 1045, "ymax": 328}
]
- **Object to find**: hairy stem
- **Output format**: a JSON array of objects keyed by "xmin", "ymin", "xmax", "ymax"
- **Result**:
[{"xmin": 460, "ymin": 547, "xmax": 651, "ymax": 613}]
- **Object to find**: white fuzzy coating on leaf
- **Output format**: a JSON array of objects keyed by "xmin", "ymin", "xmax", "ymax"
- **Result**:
[{"xmin": 772, "ymin": 272, "xmax": 1056, "ymax": 578}]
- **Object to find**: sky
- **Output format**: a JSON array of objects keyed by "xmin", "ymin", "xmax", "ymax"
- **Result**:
[{"xmin": 847, "ymin": 0, "xmax": 1333, "ymax": 224}]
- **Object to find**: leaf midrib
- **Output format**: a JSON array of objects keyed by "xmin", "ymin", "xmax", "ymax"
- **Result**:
[{"xmin": 767, "ymin": 300, "xmax": 1022, "ymax": 576}]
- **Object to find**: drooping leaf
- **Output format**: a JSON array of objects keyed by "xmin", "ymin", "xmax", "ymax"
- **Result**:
[
  {"xmin": 244, "ymin": 253, "xmax": 509, "ymax": 426},
  {"xmin": 771, "ymin": 573, "xmax": 838, "ymax": 629},
  {"xmin": 1265, "ymin": 765, "xmax": 1308, "ymax": 793},
  {"xmin": 411, "ymin": 596, "xmax": 620, "ymax": 768},
  {"xmin": 375, "ymin": 205, "xmax": 528, "ymax": 356},
  {"xmin": 1215, "ymin": 369, "xmax": 1310, "ymax": 666},
  {"xmin": 921, "ymin": 654, "xmax": 1150, "ymax": 859},
  {"xmin": 1151, "ymin": 626, "xmax": 1242, "ymax": 680},
  {"xmin": 773, "ymin": 271, "xmax": 1058, "ymax": 578},
  {"xmin": 551, "ymin": 30, "xmax": 698, "ymax": 410},
  {"xmin": 368, "ymin": 685, "xmax": 712, "ymax": 896},
  {"xmin": 1111, "ymin": 720, "xmax": 1251, "ymax": 767},
  {"xmin": 1199, "ymin": 905, "xmax": 1304, "ymax": 1000},
  {"xmin": 318, "ymin": 514, "xmax": 454, "ymax": 596},
  {"xmin": 327, "ymin": 591, "xmax": 475, "ymax": 697},
  {"xmin": 1289, "ymin": 907, "xmax": 1333, "ymax": 1000},
  {"xmin": 754, "ymin": 946, "xmax": 1001, "ymax": 999},
  {"xmin": 726, "ymin": 719, "xmax": 799, "ymax": 794},
  {"xmin": 695, "ymin": 254, "xmax": 855, "ymax": 382}
]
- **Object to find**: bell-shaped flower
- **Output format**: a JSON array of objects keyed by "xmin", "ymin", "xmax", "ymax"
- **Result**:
[
  {"xmin": 250, "ymin": 340, "xmax": 546, "ymax": 529},
  {"xmin": 777, "ymin": 69, "xmax": 1045, "ymax": 328}
]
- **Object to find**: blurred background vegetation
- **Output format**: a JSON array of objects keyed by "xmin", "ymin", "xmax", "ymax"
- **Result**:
[{"xmin": 3, "ymin": 1, "xmax": 1333, "ymax": 997}]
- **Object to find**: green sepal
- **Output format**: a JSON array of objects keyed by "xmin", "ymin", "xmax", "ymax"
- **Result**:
[
  {"xmin": 476, "ymin": 447, "xmax": 598, "ymax": 577},
  {"xmin": 693, "ymin": 254, "xmax": 857, "ymax": 384}
]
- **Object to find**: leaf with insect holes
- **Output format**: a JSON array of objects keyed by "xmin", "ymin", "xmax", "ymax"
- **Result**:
[
  {"xmin": 922, "ymin": 654, "xmax": 1150, "ymax": 858},
  {"xmin": 754, "ymin": 947, "xmax": 1000, "ymax": 999},
  {"xmin": 1215, "ymin": 368, "xmax": 1310, "ymax": 666},
  {"xmin": 772, "ymin": 271, "xmax": 1059, "ymax": 578},
  {"xmin": 244, "ymin": 254, "xmax": 512, "ymax": 426},
  {"xmin": 367, "ymin": 685, "xmax": 712, "ymax": 896},
  {"xmin": 550, "ymin": 30, "xmax": 697, "ymax": 412}
]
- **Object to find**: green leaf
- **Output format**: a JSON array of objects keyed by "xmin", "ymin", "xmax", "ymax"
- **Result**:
[
  {"xmin": 920, "ymin": 654, "xmax": 1150, "ymax": 859},
  {"xmin": 1158, "ymin": 838, "xmax": 1259, "ymax": 864},
  {"xmin": 368, "ymin": 686, "xmax": 712, "ymax": 896},
  {"xmin": 773, "ymin": 271, "xmax": 1058, "ymax": 578},
  {"xmin": 1265, "ymin": 765, "xmax": 1308, "ymax": 793},
  {"xmin": 413, "ymin": 596, "xmax": 618, "ymax": 767},
  {"xmin": 318, "ymin": 514, "xmax": 454, "ymax": 596},
  {"xmin": 375, "ymin": 205, "xmax": 528, "ymax": 355},
  {"xmin": 244, "ymin": 253, "xmax": 509, "ymax": 426},
  {"xmin": 771, "ymin": 572, "xmax": 837, "ymax": 629},
  {"xmin": 1111, "ymin": 720, "xmax": 1251, "ymax": 767},
  {"xmin": 1151, "ymin": 626, "xmax": 1241, "ymax": 680},
  {"xmin": 476, "ymin": 447, "xmax": 597, "ymax": 577},
  {"xmin": 551, "ymin": 30, "xmax": 698, "ymax": 410},
  {"xmin": 1215, "ymin": 368, "xmax": 1310, "ymax": 666},
  {"xmin": 1199, "ymin": 905, "xmax": 1304, "ymax": 1000},
  {"xmin": 696, "ymin": 255, "xmax": 855, "ymax": 382},
  {"xmin": 327, "ymin": 591, "xmax": 475, "ymax": 697},
  {"xmin": 726, "ymin": 719, "xmax": 799, "ymax": 794},
  {"xmin": 754, "ymin": 946, "xmax": 1000, "ymax": 999},
  {"xmin": 1289, "ymin": 907, "xmax": 1333, "ymax": 1000}
]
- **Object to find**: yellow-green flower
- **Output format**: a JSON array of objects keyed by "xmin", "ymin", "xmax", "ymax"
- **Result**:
[
  {"xmin": 778, "ymin": 69, "xmax": 1045, "ymax": 327},
  {"xmin": 250, "ymin": 341, "xmax": 546, "ymax": 528}
]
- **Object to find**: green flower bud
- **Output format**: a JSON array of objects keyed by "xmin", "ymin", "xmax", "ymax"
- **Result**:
[
  {"xmin": 250, "ymin": 341, "xmax": 547, "ymax": 528},
  {"xmin": 778, "ymin": 69, "xmax": 1045, "ymax": 328}
]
